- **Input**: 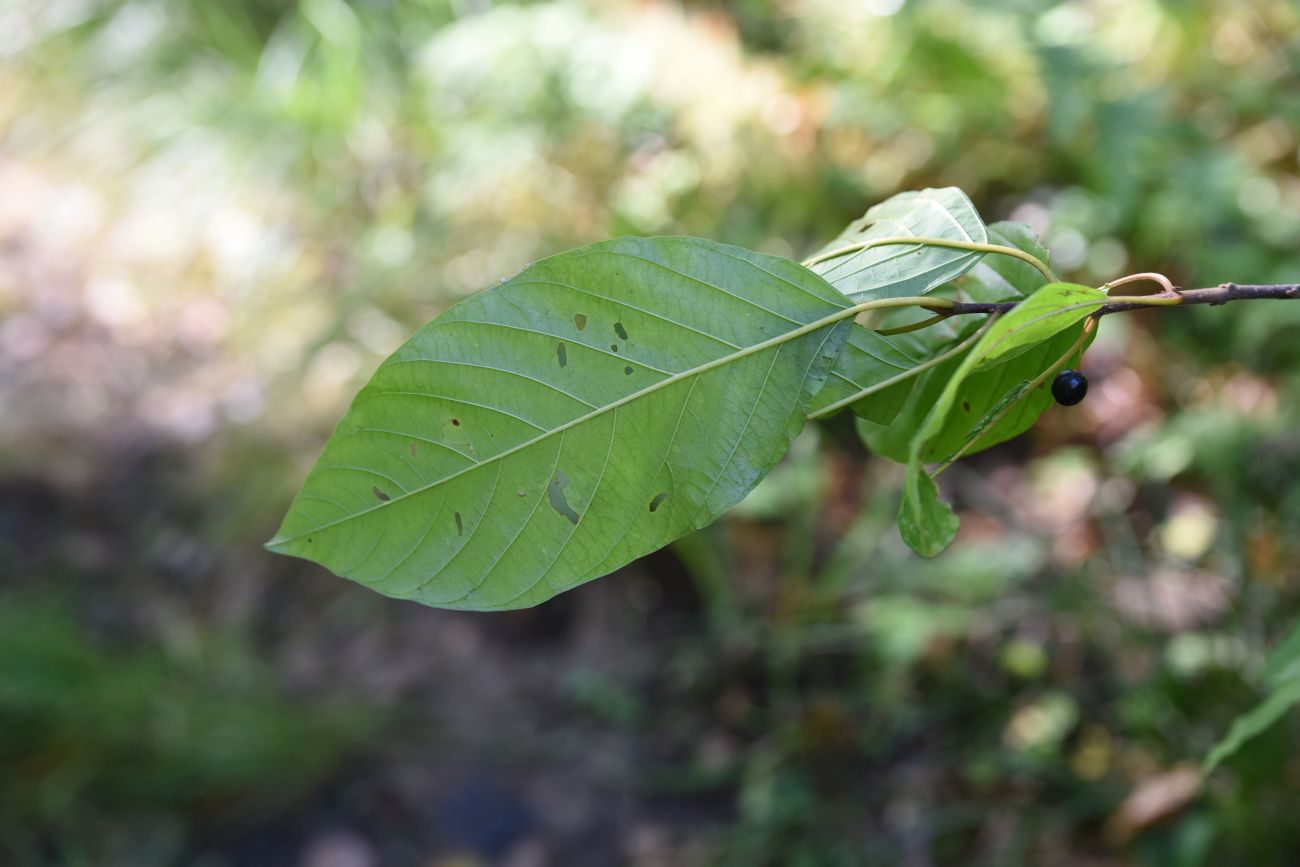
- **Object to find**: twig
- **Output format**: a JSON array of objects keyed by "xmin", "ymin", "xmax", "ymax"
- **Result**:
[{"xmin": 922, "ymin": 283, "xmax": 1300, "ymax": 318}]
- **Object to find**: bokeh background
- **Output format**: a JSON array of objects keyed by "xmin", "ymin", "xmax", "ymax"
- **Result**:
[{"xmin": 3, "ymin": 1, "xmax": 1300, "ymax": 864}]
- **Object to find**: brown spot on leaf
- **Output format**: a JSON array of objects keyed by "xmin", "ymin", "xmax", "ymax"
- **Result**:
[
  {"xmin": 409, "ymin": 441, "xmax": 418, "ymax": 457},
  {"xmin": 373, "ymin": 486, "xmax": 391, "ymax": 502},
  {"xmin": 451, "ymin": 418, "xmax": 461, "ymax": 426},
  {"xmin": 649, "ymin": 492, "xmax": 668, "ymax": 512},
  {"xmin": 574, "ymin": 313, "xmax": 587, "ymax": 331},
  {"xmin": 556, "ymin": 342, "xmax": 568, "ymax": 368},
  {"xmin": 962, "ymin": 401, "xmax": 971, "ymax": 412}
]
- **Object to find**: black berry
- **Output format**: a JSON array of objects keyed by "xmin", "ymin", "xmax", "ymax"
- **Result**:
[{"xmin": 1051, "ymin": 369, "xmax": 1088, "ymax": 406}]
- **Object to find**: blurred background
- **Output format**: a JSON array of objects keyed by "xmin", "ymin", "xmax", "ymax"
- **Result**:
[{"xmin": 2, "ymin": 0, "xmax": 1300, "ymax": 864}]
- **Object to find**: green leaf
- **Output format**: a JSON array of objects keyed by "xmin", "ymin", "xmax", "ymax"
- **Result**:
[
  {"xmin": 268, "ymin": 237, "xmax": 855, "ymax": 610},
  {"xmin": 896, "ymin": 282, "xmax": 1107, "ymax": 557},
  {"xmin": 953, "ymin": 282, "xmax": 1107, "ymax": 375},
  {"xmin": 1205, "ymin": 620, "xmax": 1300, "ymax": 772},
  {"xmin": 808, "ymin": 324, "xmax": 923, "ymax": 424},
  {"xmin": 808, "ymin": 187, "xmax": 989, "ymax": 301},
  {"xmin": 816, "ymin": 220, "xmax": 1050, "ymax": 426},
  {"xmin": 959, "ymin": 220, "xmax": 1053, "ymax": 303},
  {"xmin": 897, "ymin": 467, "xmax": 960, "ymax": 558},
  {"xmin": 861, "ymin": 324, "xmax": 1093, "ymax": 464},
  {"xmin": 858, "ymin": 220, "xmax": 1073, "ymax": 459}
]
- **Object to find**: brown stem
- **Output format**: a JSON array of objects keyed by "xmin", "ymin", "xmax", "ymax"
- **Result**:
[{"xmin": 923, "ymin": 283, "xmax": 1300, "ymax": 318}]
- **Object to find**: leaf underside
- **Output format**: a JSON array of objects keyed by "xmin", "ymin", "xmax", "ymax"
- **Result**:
[
  {"xmin": 268, "ymin": 237, "xmax": 852, "ymax": 610},
  {"xmin": 811, "ymin": 188, "xmax": 996, "ymax": 423},
  {"xmin": 859, "ymin": 220, "xmax": 1068, "ymax": 463},
  {"xmin": 808, "ymin": 186, "xmax": 990, "ymax": 301},
  {"xmin": 895, "ymin": 281, "xmax": 1107, "ymax": 557}
]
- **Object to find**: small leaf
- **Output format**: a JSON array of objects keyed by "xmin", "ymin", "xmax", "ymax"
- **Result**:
[
  {"xmin": 821, "ymin": 220, "xmax": 1051, "ymax": 426},
  {"xmin": 897, "ymin": 467, "xmax": 960, "ymax": 557},
  {"xmin": 963, "ymin": 282, "xmax": 1107, "ymax": 374},
  {"xmin": 809, "ymin": 187, "xmax": 989, "ymax": 301},
  {"xmin": 268, "ymin": 237, "xmax": 854, "ymax": 610},
  {"xmin": 862, "ymin": 324, "xmax": 1094, "ymax": 464},
  {"xmin": 896, "ymin": 282, "xmax": 1106, "ymax": 557},
  {"xmin": 859, "ymin": 221, "xmax": 1078, "ymax": 460},
  {"xmin": 812, "ymin": 191, "xmax": 996, "ymax": 421}
]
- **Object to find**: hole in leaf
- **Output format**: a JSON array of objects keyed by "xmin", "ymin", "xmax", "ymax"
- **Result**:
[
  {"xmin": 373, "ymin": 486, "xmax": 391, "ymax": 502},
  {"xmin": 574, "ymin": 313, "xmax": 587, "ymax": 331},
  {"xmin": 455, "ymin": 511, "xmax": 464, "ymax": 536},
  {"xmin": 409, "ymin": 442, "xmax": 418, "ymax": 457},
  {"xmin": 649, "ymin": 492, "xmax": 668, "ymax": 513},
  {"xmin": 610, "ymin": 344, "xmax": 619, "ymax": 352},
  {"xmin": 614, "ymin": 321, "xmax": 629, "ymax": 341},
  {"xmin": 624, "ymin": 366, "xmax": 633, "ymax": 375},
  {"xmin": 556, "ymin": 342, "xmax": 568, "ymax": 368},
  {"xmin": 547, "ymin": 470, "xmax": 580, "ymax": 525}
]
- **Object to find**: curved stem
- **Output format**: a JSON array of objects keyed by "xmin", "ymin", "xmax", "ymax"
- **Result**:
[
  {"xmin": 929, "ymin": 316, "xmax": 1097, "ymax": 478},
  {"xmin": 1104, "ymin": 271, "xmax": 1176, "ymax": 294},
  {"xmin": 808, "ymin": 315, "xmax": 999, "ymax": 421},
  {"xmin": 803, "ymin": 236, "xmax": 1058, "ymax": 284}
]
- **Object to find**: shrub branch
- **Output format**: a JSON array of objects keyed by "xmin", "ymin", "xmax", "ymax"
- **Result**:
[{"xmin": 927, "ymin": 283, "xmax": 1300, "ymax": 318}]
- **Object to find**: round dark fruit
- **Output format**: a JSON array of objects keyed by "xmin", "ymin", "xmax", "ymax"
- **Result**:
[{"xmin": 1051, "ymin": 369, "xmax": 1088, "ymax": 406}]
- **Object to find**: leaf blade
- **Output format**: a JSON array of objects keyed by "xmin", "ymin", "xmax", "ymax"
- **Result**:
[
  {"xmin": 269, "ymin": 237, "xmax": 853, "ymax": 610},
  {"xmin": 896, "ymin": 282, "xmax": 1107, "ymax": 557},
  {"xmin": 809, "ymin": 187, "xmax": 989, "ymax": 301}
]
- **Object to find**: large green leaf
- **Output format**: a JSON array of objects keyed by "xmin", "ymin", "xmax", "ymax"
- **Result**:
[
  {"xmin": 807, "ymin": 187, "xmax": 989, "ymax": 301},
  {"xmin": 896, "ymin": 282, "xmax": 1108, "ymax": 556},
  {"xmin": 1205, "ymin": 620, "xmax": 1300, "ymax": 772},
  {"xmin": 268, "ymin": 237, "xmax": 855, "ymax": 610}
]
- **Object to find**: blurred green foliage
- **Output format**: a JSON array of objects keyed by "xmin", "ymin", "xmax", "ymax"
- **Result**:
[{"xmin": 2, "ymin": 0, "xmax": 1300, "ymax": 864}]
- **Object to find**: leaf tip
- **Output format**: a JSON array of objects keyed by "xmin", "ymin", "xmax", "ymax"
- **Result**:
[
  {"xmin": 898, "ymin": 467, "xmax": 960, "ymax": 557},
  {"xmin": 264, "ymin": 533, "xmax": 292, "ymax": 554}
]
